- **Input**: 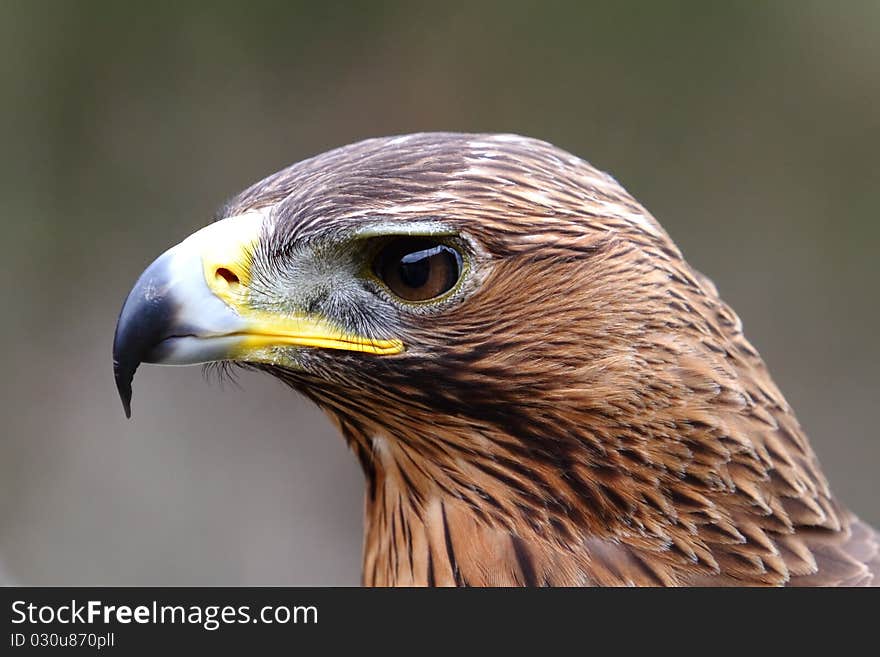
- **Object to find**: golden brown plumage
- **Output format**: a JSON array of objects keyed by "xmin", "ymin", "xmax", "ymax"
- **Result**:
[{"xmin": 115, "ymin": 133, "xmax": 878, "ymax": 586}]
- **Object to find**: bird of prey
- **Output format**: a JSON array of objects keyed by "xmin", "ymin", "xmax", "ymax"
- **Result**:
[{"xmin": 113, "ymin": 133, "xmax": 878, "ymax": 586}]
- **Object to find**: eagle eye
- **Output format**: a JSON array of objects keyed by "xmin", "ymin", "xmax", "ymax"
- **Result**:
[{"xmin": 373, "ymin": 238, "xmax": 463, "ymax": 302}]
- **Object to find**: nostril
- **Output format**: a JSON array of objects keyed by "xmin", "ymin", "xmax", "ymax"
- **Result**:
[{"xmin": 215, "ymin": 267, "xmax": 240, "ymax": 285}]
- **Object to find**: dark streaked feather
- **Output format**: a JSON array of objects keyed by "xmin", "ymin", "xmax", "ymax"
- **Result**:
[{"xmin": 220, "ymin": 133, "xmax": 877, "ymax": 586}]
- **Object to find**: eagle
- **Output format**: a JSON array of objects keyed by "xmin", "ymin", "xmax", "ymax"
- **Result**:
[{"xmin": 113, "ymin": 133, "xmax": 878, "ymax": 586}]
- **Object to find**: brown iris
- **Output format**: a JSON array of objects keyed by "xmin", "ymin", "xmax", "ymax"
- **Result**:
[{"xmin": 373, "ymin": 238, "xmax": 463, "ymax": 302}]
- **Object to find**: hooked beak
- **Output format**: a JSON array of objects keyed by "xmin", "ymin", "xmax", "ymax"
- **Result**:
[{"xmin": 112, "ymin": 210, "xmax": 403, "ymax": 418}]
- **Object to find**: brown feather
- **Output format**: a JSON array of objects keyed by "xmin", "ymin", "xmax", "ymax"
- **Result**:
[{"xmin": 221, "ymin": 133, "xmax": 877, "ymax": 586}]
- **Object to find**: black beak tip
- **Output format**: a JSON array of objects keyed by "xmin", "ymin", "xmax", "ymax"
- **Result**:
[
  {"xmin": 114, "ymin": 356, "xmax": 135, "ymax": 419},
  {"xmin": 112, "ymin": 250, "xmax": 180, "ymax": 420}
]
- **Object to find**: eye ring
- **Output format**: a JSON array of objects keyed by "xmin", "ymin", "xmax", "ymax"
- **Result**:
[{"xmin": 372, "ymin": 237, "xmax": 464, "ymax": 303}]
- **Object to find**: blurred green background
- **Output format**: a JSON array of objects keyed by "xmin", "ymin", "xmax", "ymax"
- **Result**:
[{"xmin": 0, "ymin": 1, "xmax": 877, "ymax": 584}]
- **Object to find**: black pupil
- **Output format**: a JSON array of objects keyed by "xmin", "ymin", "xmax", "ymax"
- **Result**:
[{"xmin": 399, "ymin": 246, "xmax": 444, "ymax": 288}]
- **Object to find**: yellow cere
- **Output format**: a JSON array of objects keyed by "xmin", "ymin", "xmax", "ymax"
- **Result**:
[{"xmin": 199, "ymin": 212, "xmax": 262, "ymax": 305}]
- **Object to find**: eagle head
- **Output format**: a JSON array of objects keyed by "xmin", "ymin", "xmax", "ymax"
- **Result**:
[{"xmin": 113, "ymin": 133, "xmax": 877, "ymax": 586}]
